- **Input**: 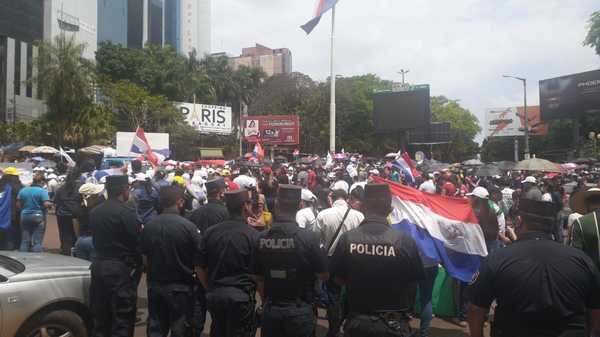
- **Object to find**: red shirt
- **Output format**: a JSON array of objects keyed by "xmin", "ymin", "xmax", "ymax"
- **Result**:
[{"xmin": 442, "ymin": 182, "xmax": 457, "ymax": 196}]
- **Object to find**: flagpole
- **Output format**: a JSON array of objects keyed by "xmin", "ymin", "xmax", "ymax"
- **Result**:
[{"xmin": 329, "ymin": 5, "xmax": 336, "ymax": 153}]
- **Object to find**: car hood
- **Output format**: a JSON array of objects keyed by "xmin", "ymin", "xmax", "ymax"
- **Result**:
[{"xmin": 0, "ymin": 252, "xmax": 90, "ymax": 282}]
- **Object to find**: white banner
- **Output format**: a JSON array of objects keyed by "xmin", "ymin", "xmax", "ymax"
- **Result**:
[{"xmin": 176, "ymin": 103, "xmax": 232, "ymax": 135}]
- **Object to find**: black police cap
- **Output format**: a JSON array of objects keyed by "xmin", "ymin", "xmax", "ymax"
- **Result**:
[
  {"xmin": 519, "ymin": 197, "xmax": 558, "ymax": 225},
  {"xmin": 205, "ymin": 177, "xmax": 226, "ymax": 192},
  {"xmin": 106, "ymin": 175, "xmax": 129, "ymax": 190},
  {"xmin": 277, "ymin": 184, "xmax": 301, "ymax": 203},
  {"xmin": 224, "ymin": 189, "xmax": 250, "ymax": 208},
  {"xmin": 364, "ymin": 183, "xmax": 391, "ymax": 202}
]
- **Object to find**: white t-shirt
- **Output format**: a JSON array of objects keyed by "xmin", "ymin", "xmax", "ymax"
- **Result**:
[
  {"xmin": 316, "ymin": 199, "xmax": 365, "ymax": 256},
  {"xmin": 233, "ymin": 174, "xmax": 256, "ymax": 189},
  {"xmin": 296, "ymin": 207, "xmax": 317, "ymax": 230},
  {"xmin": 419, "ymin": 180, "xmax": 436, "ymax": 194}
]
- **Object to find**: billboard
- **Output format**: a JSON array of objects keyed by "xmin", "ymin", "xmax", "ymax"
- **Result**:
[
  {"xmin": 116, "ymin": 132, "xmax": 170, "ymax": 157},
  {"xmin": 485, "ymin": 106, "xmax": 549, "ymax": 138},
  {"xmin": 242, "ymin": 115, "xmax": 300, "ymax": 145},
  {"xmin": 176, "ymin": 103, "xmax": 233, "ymax": 135},
  {"xmin": 373, "ymin": 87, "xmax": 431, "ymax": 132},
  {"xmin": 540, "ymin": 69, "xmax": 600, "ymax": 121}
]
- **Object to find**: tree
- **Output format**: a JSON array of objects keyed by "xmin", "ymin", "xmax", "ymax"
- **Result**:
[
  {"xmin": 36, "ymin": 34, "xmax": 96, "ymax": 146},
  {"xmin": 584, "ymin": 11, "xmax": 600, "ymax": 56},
  {"xmin": 430, "ymin": 96, "xmax": 481, "ymax": 162},
  {"xmin": 101, "ymin": 80, "xmax": 183, "ymax": 132}
]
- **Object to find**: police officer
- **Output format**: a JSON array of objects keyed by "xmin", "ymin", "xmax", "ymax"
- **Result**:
[
  {"xmin": 330, "ymin": 183, "xmax": 424, "ymax": 337},
  {"xmin": 468, "ymin": 197, "xmax": 600, "ymax": 337},
  {"xmin": 197, "ymin": 188, "xmax": 259, "ymax": 337},
  {"xmin": 141, "ymin": 186, "xmax": 202, "ymax": 337},
  {"xmin": 187, "ymin": 177, "xmax": 229, "ymax": 335},
  {"xmin": 90, "ymin": 175, "xmax": 142, "ymax": 337},
  {"xmin": 251, "ymin": 185, "xmax": 328, "ymax": 337},
  {"xmin": 188, "ymin": 177, "xmax": 229, "ymax": 233}
]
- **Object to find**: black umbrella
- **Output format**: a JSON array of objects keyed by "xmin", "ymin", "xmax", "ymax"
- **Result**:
[{"xmin": 475, "ymin": 164, "xmax": 502, "ymax": 177}]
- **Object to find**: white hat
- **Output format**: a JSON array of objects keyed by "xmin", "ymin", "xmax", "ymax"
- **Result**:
[
  {"xmin": 466, "ymin": 186, "xmax": 489, "ymax": 199},
  {"xmin": 79, "ymin": 183, "xmax": 105, "ymax": 196},
  {"xmin": 301, "ymin": 188, "xmax": 317, "ymax": 202},
  {"xmin": 165, "ymin": 165, "xmax": 175, "ymax": 171},
  {"xmin": 33, "ymin": 167, "xmax": 44, "ymax": 171},
  {"xmin": 182, "ymin": 173, "xmax": 191, "ymax": 181},
  {"xmin": 135, "ymin": 173, "xmax": 148, "ymax": 182},
  {"xmin": 46, "ymin": 168, "xmax": 54, "ymax": 173},
  {"xmin": 99, "ymin": 176, "xmax": 107, "ymax": 184},
  {"xmin": 47, "ymin": 173, "xmax": 58, "ymax": 180},
  {"xmin": 521, "ymin": 176, "xmax": 537, "ymax": 184}
]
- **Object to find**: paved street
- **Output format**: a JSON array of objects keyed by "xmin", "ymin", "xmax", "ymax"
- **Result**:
[{"xmin": 43, "ymin": 214, "xmax": 472, "ymax": 337}]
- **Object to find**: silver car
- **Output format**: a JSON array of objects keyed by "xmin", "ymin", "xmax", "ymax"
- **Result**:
[{"xmin": 0, "ymin": 252, "xmax": 91, "ymax": 337}]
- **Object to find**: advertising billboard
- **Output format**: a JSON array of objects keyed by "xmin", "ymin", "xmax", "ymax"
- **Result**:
[
  {"xmin": 242, "ymin": 115, "xmax": 300, "ymax": 145},
  {"xmin": 540, "ymin": 69, "xmax": 600, "ymax": 121},
  {"xmin": 373, "ymin": 87, "xmax": 431, "ymax": 132},
  {"xmin": 485, "ymin": 106, "xmax": 549, "ymax": 138},
  {"xmin": 116, "ymin": 132, "xmax": 170, "ymax": 157},
  {"xmin": 176, "ymin": 103, "xmax": 233, "ymax": 135}
]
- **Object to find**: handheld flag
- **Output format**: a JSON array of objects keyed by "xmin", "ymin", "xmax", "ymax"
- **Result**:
[
  {"xmin": 373, "ymin": 176, "xmax": 488, "ymax": 282},
  {"xmin": 392, "ymin": 152, "xmax": 420, "ymax": 185},
  {"xmin": 131, "ymin": 127, "xmax": 159, "ymax": 166},
  {"xmin": 253, "ymin": 142, "xmax": 264, "ymax": 161},
  {"xmin": 59, "ymin": 146, "xmax": 76, "ymax": 167},
  {"xmin": 301, "ymin": 0, "xmax": 339, "ymax": 34}
]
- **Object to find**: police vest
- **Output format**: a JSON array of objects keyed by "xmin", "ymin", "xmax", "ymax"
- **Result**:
[{"xmin": 258, "ymin": 223, "xmax": 306, "ymax": 301}]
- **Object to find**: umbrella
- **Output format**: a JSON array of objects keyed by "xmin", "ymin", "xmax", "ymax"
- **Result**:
[
  {"xmin": 31, "ymin": 156, "xmax": 45, "ymax": 162},
  {"xmin": 513, "ymin": 158, "xmax": 565, "ymax": 173},
  {"xmin": 562, "ymin": 163, "xmax": 578, "ymax": 170},
  {"xmin": 31, "ymin": 146, "xmax": 58, "ymax": 154},
  {"xmin": 79, "ymin": 145, "xmax": 107, "ymax": 155},
  {"xmin": 475, "ymin": 164, "xmax": 502, "ymax": 177},
  {"xmin": 18, "ymin": 145, "xmax": 37, "ymax": 153},
  {"xmin": 462, "ymin": 159, "xmax": 483, "ymax": 166}
]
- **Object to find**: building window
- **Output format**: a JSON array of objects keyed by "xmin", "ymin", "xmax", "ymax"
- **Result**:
[
  {"xmin": 14, "ymin": 40, "xmax": 20, "ymax": 96},
  {"xmin": 26, "ymin": 44, "xmax": 32, "ymax": 98}
]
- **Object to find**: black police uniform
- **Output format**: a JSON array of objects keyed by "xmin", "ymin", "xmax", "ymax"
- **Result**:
[
  {"xmin": 330, "ymin": 187, "xmax": 424, "ymax": 337},
  {"xmin": 252, "ymin": 185, "xmax": 328, "ymax": 337},
  {"xmin": 141, "ymin": 209, "xmax": 203, "ymax": 337},
  {"xmin": 198, "ymin": 189, "xmax": 259, "ymax": 337},
  {"xmin": 469, "ymin": 214, "xmax": 600, "ymax": 337},
  {"xmin": 187, "ymin": 178, "xmax": 229, "ymax": 336},
  {"xmin": 90, "ymin": 176, "xmax": 142, "ymax": 337}
]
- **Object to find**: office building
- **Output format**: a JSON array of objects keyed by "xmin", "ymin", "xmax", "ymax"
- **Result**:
[
  {"xmin": 44, "ymin": 0, "xmax": 98, "ymax": 60},
  {"xmin": 99, "ymin": 0, "xmax": 210, "ymax": 56},
  {"xmin": 229, "ymin": 43, "xmax": 292, "ymax": 77}
]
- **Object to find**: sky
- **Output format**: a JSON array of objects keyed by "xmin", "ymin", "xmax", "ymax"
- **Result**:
[{"xmin": 212, "ymin": 0, "xmax": 600, "ymax": 141}]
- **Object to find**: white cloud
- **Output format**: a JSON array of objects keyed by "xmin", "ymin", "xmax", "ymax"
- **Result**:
[{"xmin": 213, "ymin": 0, "xmax": 600, "ymax": 141}]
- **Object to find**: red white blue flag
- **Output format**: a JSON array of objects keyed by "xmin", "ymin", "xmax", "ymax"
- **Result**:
[
  {"xmin": 301, "ymin": 0, "xmax": 339, "ymax": 34},
  {"xmin": 373, "ymin": 176, "xmax": 488, "ymax": 282},
  {"xmin": 392, "ymin": 152, "xmax": 421, "ymax": 185},
  {"xmin": 253, "ymin": 142, "xmax": 264, "ymax": 161},
  {"xmin": 131, "ymin": 127, "xmax": 159, "ymax": 166}
]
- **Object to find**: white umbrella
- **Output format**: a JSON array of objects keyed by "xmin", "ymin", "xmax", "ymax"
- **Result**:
[{"xmin": 31, "ymin": 146, "xmax": 59, "ymax": 154}]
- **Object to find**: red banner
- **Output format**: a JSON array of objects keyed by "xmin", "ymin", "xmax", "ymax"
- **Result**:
[{"xmin": 242, "ymin": 115, "xmax": 300, "ymax": 145}]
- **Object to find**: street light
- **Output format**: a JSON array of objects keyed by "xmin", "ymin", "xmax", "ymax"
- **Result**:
[{"xmin": 503, "ymin": 75, "xmax": 530, "ymax": 159}]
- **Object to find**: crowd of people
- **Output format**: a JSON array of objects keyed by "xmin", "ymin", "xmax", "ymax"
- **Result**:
[{"xmin": 1, "ymin": 154, "xmax": 600, "ymax": 337}]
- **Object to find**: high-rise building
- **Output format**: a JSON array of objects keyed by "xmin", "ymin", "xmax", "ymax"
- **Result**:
[
  {"xmin": 44, "ymin": 0, "xmax": 98, "ymax": 60},
  {"xmin": 99, "ymin": 0, "xmax": 210, "ymax": 56},
  {"xmin": 229, "ymin": 44, "xmax": 292, "ymax": 77}
]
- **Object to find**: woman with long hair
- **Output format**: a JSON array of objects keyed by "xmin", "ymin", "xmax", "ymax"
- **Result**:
[{"xmin": 54, "ymin": 169, "xmax": 83, "ymax": 255}]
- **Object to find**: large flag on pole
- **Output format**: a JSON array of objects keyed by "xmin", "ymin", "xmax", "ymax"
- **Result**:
[
  {"xmin": 131, "ymin": 127, "xmax": 159, "ymax": 166},
  {"xmin": 392, "ymin": 152, "xmax": 421, "ymax": 185},
  {"xmin": 301, "ymin": 0, "xmax": 339, "ymax": 34},
  {"xmin": 372, "ymin": 176, "xmax": 488, "ymax": 282}
]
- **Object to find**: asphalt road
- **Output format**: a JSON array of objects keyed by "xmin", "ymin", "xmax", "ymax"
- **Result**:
[{"xmin": 43, "ymin": 214, "xmax": 474, "ymax": 337}]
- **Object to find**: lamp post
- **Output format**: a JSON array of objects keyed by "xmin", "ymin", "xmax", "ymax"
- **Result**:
[{"xmin": 503, "ymin": 75, "xmax": 529, "ymax": 159}]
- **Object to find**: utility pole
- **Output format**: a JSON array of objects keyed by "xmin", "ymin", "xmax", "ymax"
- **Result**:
[
  {"xmin": 398, "ymin": 69, "xmax": 409, "ymax": 85},
  {"xmin": 503, "ymin": 75, "xmax": 530, "ymax": 159}
]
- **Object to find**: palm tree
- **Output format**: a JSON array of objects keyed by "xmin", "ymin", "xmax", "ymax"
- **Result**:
[{"xmin": 584, "ymin": 11, "xmax": 600, "ymax": 56}]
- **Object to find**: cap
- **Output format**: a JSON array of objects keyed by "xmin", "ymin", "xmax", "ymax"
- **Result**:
[
  {"xmin": 224, "ymin": 189, "xmax": 250, "ymax": 208},
  {"xmin": 206, "ymin": 177, "xmax": 226, "ymax": 192},
  {"xmin": 519, "ymin": 197, "xmax": 558, "ymax": 227},
  {"xmin": 173, "ymin": 176, "xmax": 185, "ymax": 186},
  {"xmin": 79, "ymin": 183, "xmax": 105, "ymax": 196},
  {"xmin": 466, "ymin": 186, "xmax": 489, "ymax": 199},
  {"xmin": 521, "ymin": 176, "xmax": 537, "ymax": 184},
  {"xmin": 301, "ymin": 188, "xmax": 317, "ymax": 202},
  {"xmin": 106, "ymin": 175, "xmax": 129, "ymax": 190},
  {"xmin": 277, "ymin": 184, "xmax": 302, "ymax": 203},
  {"xmin": 364, "ymin": 184, "xmax": 391, "ymax": 202},
  {"xmin": 570, "ymin": 187, "xmax": 600, "ymax": 214},
  {"xmin": 3, "ymin": 167, "xmax": 19, "ymax": 176}
]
